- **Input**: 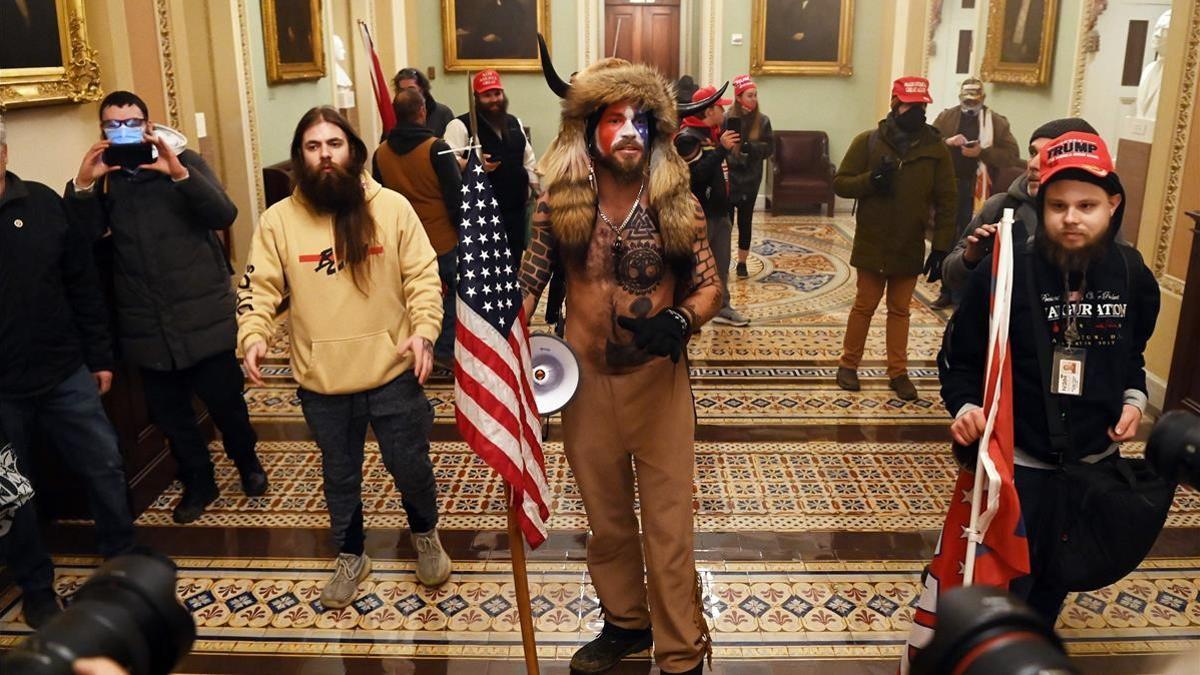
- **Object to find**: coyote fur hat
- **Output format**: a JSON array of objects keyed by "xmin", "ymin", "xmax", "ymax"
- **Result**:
[{"xmin": 537, "ymin": 35, "xmax": 728, "ymax": 262}]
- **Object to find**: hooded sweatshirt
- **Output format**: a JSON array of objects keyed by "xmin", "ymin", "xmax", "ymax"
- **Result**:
[
  {"xmin": 939, "ymin": 173, "xmax": 1160, "ymax": 465},
  {"xmin": 941, "ymin": 173, "xmax": 1037, "ymax": 293},
  {"xmin": 236, "ymin": 176, "xmax": 443, "ymax": 395},
  {"xmin": 373, "ymin": 122, "xmax": 463, "ymax": 255}
]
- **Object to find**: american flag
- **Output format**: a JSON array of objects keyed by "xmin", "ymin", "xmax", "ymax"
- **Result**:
[
  {"xmin": 901, "ymin": 209, "xmax": 1029, "ymax": 672},
  {"xmin": 453, "ymin": 153, "xmax": 550, "ymax": 548}
]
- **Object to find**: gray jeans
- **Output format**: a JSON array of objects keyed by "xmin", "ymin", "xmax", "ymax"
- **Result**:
[
  {"xmin": 298, "ymin": 372, "xmax": 437, "ymax": 551},
  {"xmin": 707, "ymin": 213, "xmax": 732, "ymax": 309}
]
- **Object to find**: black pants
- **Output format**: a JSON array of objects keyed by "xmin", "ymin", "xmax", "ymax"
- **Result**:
[
  {"xmin": 503, "ymin": 207, "xmax": 528, "ymax": 264},
  {"xmin": 1008, "ymin": 465, "xmax": 1071, "ymax": 625},
  {"xmin": 140, "ymin": 350, "xmax": 258, "ymax": 488},
  {"xmin": 954, "ymin": 174, "xmax": 976, "ymax": 240},
  {"xmin": 732, "ymin": 191, "xmax": 758, "ymax": 252}
]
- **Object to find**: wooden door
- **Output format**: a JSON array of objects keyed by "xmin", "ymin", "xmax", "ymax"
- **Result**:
[
  {"xmin": 1165, "ymin": 212, "xmax": 1200, "ymax": 415},
  {"xmin": 604, "ymin": 0, "xmax": 681, "ymax": 80}
]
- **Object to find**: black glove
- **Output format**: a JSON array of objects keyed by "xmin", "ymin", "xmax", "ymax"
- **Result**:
[
  {"xmin": 617, "ymin": 308, "xmax": 690, "ymax": 363},
  {"xmin": 924, "ymin": 250, "xmax": 947, "ymax": 283},
  {"xmin": 869, "ymin": 158, "xmax": 897, "ymax": 194}
]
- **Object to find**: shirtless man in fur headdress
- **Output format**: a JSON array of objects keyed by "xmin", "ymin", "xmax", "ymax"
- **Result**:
[{"xmin": 517, "ymin": 37, "xmax": 724, "ymax": 675}]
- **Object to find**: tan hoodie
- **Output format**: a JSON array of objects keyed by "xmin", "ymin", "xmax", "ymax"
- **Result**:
[{"xmin": 237, "ymin": 176, "xmax": 443, "ymax": 395}]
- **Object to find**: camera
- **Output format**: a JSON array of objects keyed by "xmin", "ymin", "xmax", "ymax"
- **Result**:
[
  {"xmin": 911, "ymin": 585, "xmax": 1077, "ymax": 675},
  {"xmin": 0, "ymin": 552, "xmax": 195, "ymax": 675},
  {"xmin": 1147, "ymin": 410, "xmax": 1200, "ymax": 490}
]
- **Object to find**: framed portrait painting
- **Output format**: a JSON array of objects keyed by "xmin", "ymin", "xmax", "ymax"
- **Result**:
[
  {"xmin": 751, "ymin": 0, "xmax": 854, "ymax": 76},
  {"xmin": 262, "ymin": 0, "xmax": 326, "ymax": 83},
  {"xmin": 981, "ymin": 0, "xmax": 1059, "ymax": 86},
  {"xmin": 442, "ymin": 0, "xmax": 549, "ymax": 72},
  {"xmin": 0, "ymin": 0, "xmax": 102, "ymax": 110}
]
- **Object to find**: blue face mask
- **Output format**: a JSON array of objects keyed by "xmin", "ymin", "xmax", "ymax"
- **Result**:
[{"xmin": 104, "ymin": 125, "xmax": 145, "ymax": 145}]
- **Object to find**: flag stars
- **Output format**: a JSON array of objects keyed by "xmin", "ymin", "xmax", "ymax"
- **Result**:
[{"xmin": 472, "ymin": 163, "xmax": 484, "ymax": 175}]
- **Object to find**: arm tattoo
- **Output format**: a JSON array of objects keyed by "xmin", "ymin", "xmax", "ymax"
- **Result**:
[
  {"xmin": 519, "ymin": 198, "xmax": 556, "ymax": 304},
  {"xmin": 680, "ymin": 201, "xmax": 721, "ymax": 327}
]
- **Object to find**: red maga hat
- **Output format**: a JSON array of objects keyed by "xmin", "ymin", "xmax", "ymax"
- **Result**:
[
  {"xmin": 692, "ymin": 85, "xmax": 732, "ymax": 106},
  {"xmin": 473, "ymin": 70, "xmax": 503, "ymax": 94},
  {"xmin": 1038, "ymin": 132, "xmax": 1115, "ymax": 185},
  {"xmin": 733, "ymin": 74, "xmax": 756, "ymax": 96},
  {"xmin": 891, "ymin": 76, "xmax": 933, "ymax": 104}
]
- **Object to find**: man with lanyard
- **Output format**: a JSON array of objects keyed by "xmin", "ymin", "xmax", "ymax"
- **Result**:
[
  {"xmin": 520, "ymin": 41, "xmax": 724, "ymax": 674},
  {"xmin": 940, "ymin": 132, "xmax": 1159, "ymax": 622},
  {"xmin": 443, "ymin": 70, "xmax": 539, "ymax": 263}
]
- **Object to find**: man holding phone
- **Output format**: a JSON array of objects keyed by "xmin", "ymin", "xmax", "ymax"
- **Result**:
[{"xmin": 67, "ymin": 91, "xmax": 268, "ymax": 525}]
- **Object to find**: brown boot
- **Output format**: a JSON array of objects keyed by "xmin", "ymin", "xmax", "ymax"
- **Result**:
[
  {"xmin": 889, "ymin": 374, "xmax": 919, "ymax": 401},
  {"xmin": 836, "ymin": 367, "xmax": 860, "ymax": 391}
]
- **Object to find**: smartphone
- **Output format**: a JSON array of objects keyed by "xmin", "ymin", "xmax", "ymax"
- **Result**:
[
  {"xmin": 725, "ymin": 117, "xmax": 742, "ymax": 136},
  {"xmin": 103, "ymin": 142, "xmax": 154, "ymax": 168},
  {"xmin": 963, "ymin": 139, "xmax": 980, "ymax": 147}
]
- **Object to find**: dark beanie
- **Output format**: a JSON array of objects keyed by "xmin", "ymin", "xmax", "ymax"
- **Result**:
[{"xmin": 1029, "ymin": 117, "xmax": 1098, "ymax": 145}]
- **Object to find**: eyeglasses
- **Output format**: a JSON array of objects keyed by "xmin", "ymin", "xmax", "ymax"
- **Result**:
[{"xmin": 101, "ymin": 118, "xmax": 146, "ymax": 130}]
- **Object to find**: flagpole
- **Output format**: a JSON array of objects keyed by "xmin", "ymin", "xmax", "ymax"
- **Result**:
[
  {"xmin": 962, "ymin": 208, "xmax": 1014, "ymax": 587},
  {"xmin": 506, "ymin": 482, "xmax": 541, "ymax": 674}
]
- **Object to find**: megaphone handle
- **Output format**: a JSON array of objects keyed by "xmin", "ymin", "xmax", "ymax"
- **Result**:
[{"xmin": 541, "ymin": 415, "xmax": 551, "ymax": 442}]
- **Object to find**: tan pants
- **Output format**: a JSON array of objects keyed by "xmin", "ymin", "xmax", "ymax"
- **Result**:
[
  {"xmin": 561, "ymin": 357, "xmax": 709, "ymax": 672},
  {"xmin": 839, "ymin": 269, "xmax": 919, "ymax": 378}
]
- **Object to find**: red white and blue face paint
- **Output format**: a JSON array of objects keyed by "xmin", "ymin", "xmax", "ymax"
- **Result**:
[{"xmin": 594, "ymin": 102, "xmax": 650, "ymax": 158}]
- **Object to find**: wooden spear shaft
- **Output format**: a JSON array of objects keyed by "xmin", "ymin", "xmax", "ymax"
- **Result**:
[{"xmin": 506, "ymin": 482, "xmax": 540, "ymax": 673}]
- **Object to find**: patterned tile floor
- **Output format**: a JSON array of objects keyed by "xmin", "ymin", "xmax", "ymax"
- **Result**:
[
  {"xmin": 120, "ymin": 441, "xmax": 1200, "ymax": 533},
  {"xmin": 2, "ymin": 557, "xmax": 1198, "ymax": 662}
]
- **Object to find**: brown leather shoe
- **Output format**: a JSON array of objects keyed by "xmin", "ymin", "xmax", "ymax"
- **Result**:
[
  {"xmin": 836, "ymin": 367, "xmax": 860, "ymax": 391},
  {"xmin": 889, "ymin": 374, "xmax": 919, "ymax": 401}
]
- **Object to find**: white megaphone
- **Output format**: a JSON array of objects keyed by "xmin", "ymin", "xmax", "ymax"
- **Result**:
[{"xmin": 529, "ymin": 333, "xmax": 580, "ymax": 415}]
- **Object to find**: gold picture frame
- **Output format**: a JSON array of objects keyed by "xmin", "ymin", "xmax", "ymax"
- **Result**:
[
  {"xmin": 981, "ymin": 0, "xmax": 1059, "ymax": 86},
  {"xmin": 0, "ymin": 0, "xmax": 102, "ymax": 110},
  {"xmin": 442, "ymin": 0, "xmax": 550, "ymax": 72},
  {"xmin": 750, "ymin": 0, "xmax": 854, "ymax": 76},
  {"xmin": 262, "ymin": 0, "xmax": 326, "ymax": 84}
]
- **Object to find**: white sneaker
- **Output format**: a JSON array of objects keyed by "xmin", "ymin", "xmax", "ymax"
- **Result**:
[
  {"xmin": 712, "ymin": 307, "xmax": 750, "ymax": 327},
  {"xmin": 412, "ymin": 528, "xmax": 452, "ymax": 587},
  {"xmin": 320, "ymin": 552, "xmax": 371, "ymax": 609}
]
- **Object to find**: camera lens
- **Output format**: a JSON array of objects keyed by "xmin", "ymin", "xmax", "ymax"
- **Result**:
[
  {"xmin": 0, "ymin": 553, "xmax": 195, "ymax": 675},
  {"xmin": 1147, "ymin": 410, "xmax": 1200, "ymax": 490},
  {"xmin": 912, "ymin": 586, "xmax": 1078, "ymax": 675}
]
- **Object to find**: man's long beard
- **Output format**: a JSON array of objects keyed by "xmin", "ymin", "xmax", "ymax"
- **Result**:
[
  {"xmin": 297, "ymin": 160, "xmax": 365, "ymax": 215},
  {"xmin": 1035, "ymin": 228, "xmax": 1109, "ymax": 274},
  {"xmin": 479, "ymin": 96, "xmax": 509, "ymax": 127},
  {"xmin": 595, "ymin": 141, "xmax": 648, "ymax": 184}
]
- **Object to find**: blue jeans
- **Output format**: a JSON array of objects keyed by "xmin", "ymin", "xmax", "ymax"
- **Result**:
[
  {"xmin": 298, "ymin": 372, "xmax": 438, "ymax": 554},
  {"xmin": 0, "ymin": 365, "xmax": 136, "ymax": 592},
  {"xmin": 435, "ymin": 247, "xmax": 457, "ymax": 362}
]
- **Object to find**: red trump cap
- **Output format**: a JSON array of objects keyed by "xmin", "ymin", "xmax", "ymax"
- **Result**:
[
  {"xmin": 473, "ymin": 69, "xmax": 504, "ymax": 94},
  {"xmin": 891, "ymin": 76, "xmax": 933, "ymax": 104}
]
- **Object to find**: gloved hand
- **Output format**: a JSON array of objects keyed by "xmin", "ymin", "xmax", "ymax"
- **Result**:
[
  {"xmin": 617, "ymin": 308, "xmax": 690, "ymax": 363},
  {"xmin": 869, "ymin": 158, "xmax": 897, "ymax": 194},
  {"xmin": 924, "ymin": 250, "xmax": 947, "ymax": 283}
]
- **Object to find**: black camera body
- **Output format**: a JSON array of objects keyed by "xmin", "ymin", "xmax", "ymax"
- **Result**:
[
  {"xmin": 1, "ymin": 553, "xmax": 194, "ymax": 675},
  {"xmin": 1147, "ymin": 410, "xmax": 1200, "ymax": 490}
]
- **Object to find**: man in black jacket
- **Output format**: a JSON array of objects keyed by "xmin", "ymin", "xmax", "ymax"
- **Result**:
[
  {"xmin": 0, "ymin": 116, "xmax": 136, "ymax": 628},
  {"xmin": 392, "ymin": 67, "xmax": 456, "ymax": 138},
  {"xmin": 676, "ymin": 84, "xmax": 748, "ymax": 326},
  {"xmin": 939, "ymin": 132, "xmax": 1159, "ymax": 623},
  {"xmin": 66, "ymin": 91, "xmax": 267, "ymax": 524}
]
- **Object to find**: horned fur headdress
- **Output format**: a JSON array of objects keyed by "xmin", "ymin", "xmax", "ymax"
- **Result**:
[{"xmin": 537, "ymin": 34, "xmax": 728, "ymax": 262}]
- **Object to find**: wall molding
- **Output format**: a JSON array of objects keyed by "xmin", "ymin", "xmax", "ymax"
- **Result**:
[
  {"xmin": 699, "ymin": 0, "xmax": 723, "ymax": 84},
  {"xmin": 154, "ymin": 0, "xmax": 182, "ymax": 129},
  {"xmin": 1151, "ymin": 1, "xmax": 1199, "ymax": 284},
  {"xmin": 234, "ymin": 0, "xmax": 265, "ymax": 215},
  {"xmin": 923, "ymin": 0, "xmax": 943, "ymax": 77}
]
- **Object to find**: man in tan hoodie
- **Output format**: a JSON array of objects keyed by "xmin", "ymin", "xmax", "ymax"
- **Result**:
[{"xmin": 236, "ymin": 107, "xmax": 450, "ymax": 609}]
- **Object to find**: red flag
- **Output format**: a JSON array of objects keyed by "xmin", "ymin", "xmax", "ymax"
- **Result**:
[
  {"xmin": 901, "ymin": 209, "xmax": 1029, "ymax": 672},
  {"xmin": 357, "ymin": 21, "xmax": 396, "ymax": 134},
  {"xmin": 453, "ymin": 154, "xmax": 550, "ymax": 548}
]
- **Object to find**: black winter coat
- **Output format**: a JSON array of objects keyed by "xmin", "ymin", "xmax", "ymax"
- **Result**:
[
  {"xmin": 0, "ymin": 173, "xmax": 114, "ymax": 397},
  {"xmin": 65, "ymin": 150, "xmax": 238, "ymax": 371}
]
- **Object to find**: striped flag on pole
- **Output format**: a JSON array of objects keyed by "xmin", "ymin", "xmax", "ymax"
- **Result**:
[
  {"xmin": 453, "ymin": 153, "xmax": 551, "ymax": 548},
  {"xmin": 357, "ymin": 20, "xmax": 396, "ymax": 134},
  {"xmin": 901, "ymin": 208, "xmax": 1030, "ymax": 672}
]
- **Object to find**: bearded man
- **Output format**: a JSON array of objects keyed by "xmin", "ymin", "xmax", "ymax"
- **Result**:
[
  {"xmin": 940, "ymin": 132, "xmax": 1160, "ymax": 623},
  {"xmin": 237, "ymin": 107, "xmax": 451, "ymax": 608},
  {"xmin": 444, "ymin": 70, "xmax": 539, "ymax": 262},
  {"xmin": 517, "ymin": 38, "xmax": 725, "ymax": 675}
]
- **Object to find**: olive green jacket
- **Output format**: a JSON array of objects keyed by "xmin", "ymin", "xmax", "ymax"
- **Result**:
[{"xmin": 834, "ymin": 120, "xmax": 958, "ymax": 276}]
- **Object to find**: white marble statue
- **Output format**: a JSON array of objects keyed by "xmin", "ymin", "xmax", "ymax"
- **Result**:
[
  {"xmin": 1135, "ymin": 9, "xmax": 1171, "ymax": 120},
  {"xmin": 333, "ymin": 34, "xmax": 355, "ymax": 110}
]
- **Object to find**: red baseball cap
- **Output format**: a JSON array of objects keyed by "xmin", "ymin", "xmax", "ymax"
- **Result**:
[
  {"xmin": 692, "ymin": 85, "xmax": 733, "ymax": 106},
  {"xmin": 891, "ymin": 76, "xmax": 933, "ymax": 104},
  {"xmin": 473, "ymin": 70, "xmax": 503, "ymax": 94},
  {"xmin": 1038, "ymin": 132, "xmax": 1115, "ymax": 185},
  {"xmin": 733, "ymin": 74, "xmax": 756, "ymax": 96}
]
